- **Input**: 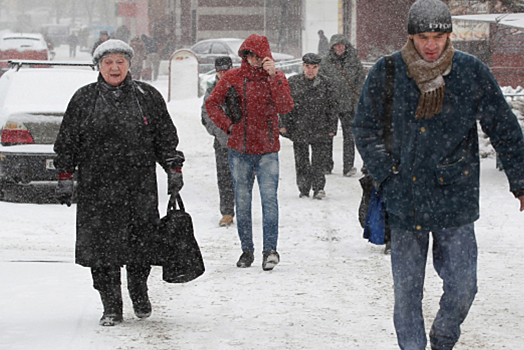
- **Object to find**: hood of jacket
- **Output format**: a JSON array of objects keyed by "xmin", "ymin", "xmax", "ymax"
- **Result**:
[
  {"xmin": 329, "ymin": 34, "xmax": 350, "ymax": 49},
  {"xmin": 237, "ymin": 34, "xmax": 274, "ymax": 82},
  {"xmin": 238, "ymin": 34, "xmax": 273, "ymax": 61}
]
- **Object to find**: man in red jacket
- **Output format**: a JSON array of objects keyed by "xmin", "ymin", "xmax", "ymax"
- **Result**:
[{"xmin": 206, "ymin": 34, "xmax": 294, "ymax": 270}]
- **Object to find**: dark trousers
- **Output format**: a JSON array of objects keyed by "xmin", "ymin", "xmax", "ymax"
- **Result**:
[
  {"xmin": 214, "ymin": 140, "xmax": 235, "ymax": 216},
  {"xmin": 326, "ymin": 111, "xmax": 355, "ymax": 174},
  {"xmin": 293, "ymin": 141, "xmax": 329, "ymax": 195},
  {"xmin": 91, "ymin": 264, "xmax": 151, "ymax": 296}
]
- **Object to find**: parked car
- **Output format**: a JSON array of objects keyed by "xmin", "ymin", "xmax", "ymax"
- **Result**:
[
  {"xmin": 0, "ymin": 33, "xmax": 51, "ymax": 76},
  {"xmin": 0, "ymin": 61, "xmax": 98, "ymax": 203},
  {"xmin": 190, "ymin": 38, "xmax": 295, "ymax": 72}
]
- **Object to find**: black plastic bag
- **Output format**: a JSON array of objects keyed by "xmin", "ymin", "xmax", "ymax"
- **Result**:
[
  {"xmin": 157, "ymin": 194, "xmax": 205, "ymax": 283},
  {"xmin": 224, "ymin": 86, "xmax": 242, "ymax": 124}
]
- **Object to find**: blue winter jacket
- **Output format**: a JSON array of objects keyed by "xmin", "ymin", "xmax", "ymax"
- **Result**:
[{"xmin": 353, "ymin": 50, "xmax": 524, "ymax": 232}]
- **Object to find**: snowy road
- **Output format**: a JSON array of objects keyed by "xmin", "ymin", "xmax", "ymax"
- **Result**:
[{"xmin": 1, "ymin": 46, "xmax": 523, "ymax": 350}]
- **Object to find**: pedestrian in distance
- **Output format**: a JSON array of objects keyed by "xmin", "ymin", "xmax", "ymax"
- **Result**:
[
  {"xmin": 129, "ymin": 35, "xmax": 146, "ymax": 80},
  {"xmin": 317, "ymin": 29, "xmax": 329, "ymax": 56},
  {"xmin": 353, "ymin": 1, "xmax": 524, "ymax": 349},
  {"xmin": 54, "ymin": 39, "xmax": 185, "ymax": 327},
  {"xmin": 67, "ymin": 32, "xmax": 78, "ymax": 58},
  {"xmin": 206, "ymin": 34, "xmax": 294, "ymax": 271},
  {"xmin": 280, "ymin": 53, "xmax": 338, "ymax": 200},
  {"xmin": 91, "ymin": 30, "xmax": 109, "ymax": 56},
  {"xmin": 319, "ymin": 34, "xmax": 365, "ymax": 177},
  {"xmin": 201, "ymin": 56, "xmax": 236, "ymax": 227}
]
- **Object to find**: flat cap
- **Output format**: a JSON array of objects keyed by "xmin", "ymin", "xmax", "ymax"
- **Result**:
[{"xmin": 302, "ymin": 53, "xmax": 321, "ymax": 65}]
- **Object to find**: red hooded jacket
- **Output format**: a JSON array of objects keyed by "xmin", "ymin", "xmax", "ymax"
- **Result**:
[{"xmin": 206, "ymin": 34, "xmax": 294, "ymax": 154}]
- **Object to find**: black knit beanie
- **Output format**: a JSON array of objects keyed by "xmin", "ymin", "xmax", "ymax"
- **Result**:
[{"xmin": 408, "ymin": 0, "xmax": 452, "ymax": 35}]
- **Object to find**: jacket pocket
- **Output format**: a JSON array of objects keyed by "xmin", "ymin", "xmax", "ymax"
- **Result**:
[{"xmin": 435, "ymin": 158, "xmax": 471, "ymax": 186}]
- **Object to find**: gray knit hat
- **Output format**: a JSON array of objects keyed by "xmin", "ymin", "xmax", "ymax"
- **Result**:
[
  {"xmin": 408, "ymin": 0, "xmax": 452, "ymax": 35},
  {"xmin": 93, "ymin": 39, "xmax": 134, "ymax": 65}
]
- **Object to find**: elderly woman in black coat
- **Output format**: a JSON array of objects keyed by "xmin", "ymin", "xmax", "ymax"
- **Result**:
[{"xmin": 54, "ymin": 39, "xmax": 184, "ymax": 326}]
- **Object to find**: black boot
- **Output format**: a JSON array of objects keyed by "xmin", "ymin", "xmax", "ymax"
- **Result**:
[
  {"xmin": 127, "ymin": 265, "xmax": 152, "ymax": 319},
  {"xmin": 98, "ymin": 287, "xmax": 123, "ymax": 326}
]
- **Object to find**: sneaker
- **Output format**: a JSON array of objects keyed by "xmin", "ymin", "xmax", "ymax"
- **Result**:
[
  {"xmin": 262, "ymin": 251, "xmax": 280, "ymax": 271},
  {"xmin": 313, "ymin": 190, "xmax": 326, "ymax": 200},
  {"xmin": 236, "ymin": 251, "xmax": 254, "ymax": 268},
  {"xmin": 219, "ymin": 215, "xmax": 234, "ymax": 227},
  {"xmin": 343, "ymin": 167, "xmax": 357, "ymax": 177},
  {"xmin": 299, "ymin": 192, "xmax": 309, "ymax": 198},
  {"xmin": 384, "ymin": 241, "xmax": 391, "ymax": 255},
  {"xmin": 99, "ymin": 313, "xmax": 123, "ymax": 326}
]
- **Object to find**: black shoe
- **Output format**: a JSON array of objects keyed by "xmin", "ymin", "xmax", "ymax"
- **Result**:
[
  {"xmin": 236, "ymin": 251, "xmax": 254, "ymax": 268},
  {"xmin": 262, "ymin": 251, "xmax": 280, "ymax": 271},
  {"xmin": 384, "ymin": 241, "xmax": 391, "ymax": 255},
  {"xmin": 299, "ymin": 192, "xmax": 309, "ymax": 198},
  {"xmin": 99, "ymin": 313, "xmax": 123, "ymax": 326},
  {"xmin": 132, "ymin": 298, "xmax": 152, "ymax": 318},
  {"xmin": 98, "ymin": 288, "xmax": 123, "ymax": 326},
  {"xmin": 313, "ymin": 190, "xmax": 326, "ymax": 200}
]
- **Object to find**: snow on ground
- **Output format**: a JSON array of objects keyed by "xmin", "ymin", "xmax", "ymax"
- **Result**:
[{"xmin": 1, "ymin": 45, "xmax": 523, "ymax": 350}]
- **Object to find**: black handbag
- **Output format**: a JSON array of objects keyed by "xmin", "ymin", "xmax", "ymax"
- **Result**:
[
  {"xmin": 224, "ymin": 85, "xmax": 242, "ymax": 124},
  {"xmin": 158, "ymin": 194, "xmax": 205, "ymax": 283}
]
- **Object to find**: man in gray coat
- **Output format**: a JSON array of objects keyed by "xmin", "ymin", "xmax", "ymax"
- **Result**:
[
  {"xmin": 201, "ymin": 56, "xmax": 235, "ymax": 227},
  {"xmin": 280, "ymin": 53, "xmax": 338, "ymax": 199},
  {"xmin": 320, "ymin": 34, "xmax": 365, "ymax": 177}
]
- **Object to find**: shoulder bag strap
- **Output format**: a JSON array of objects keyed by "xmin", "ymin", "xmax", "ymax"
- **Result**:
[
  {"xmin": 334, "ymin": 63, "xmax": 360, "ymax": 102},
  {"xmin": 383, "ymin": 55, "xmax": 395, "ymax": 152}
]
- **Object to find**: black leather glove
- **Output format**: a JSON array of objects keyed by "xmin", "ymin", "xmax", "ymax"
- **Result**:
[
  {"xmin": 168, "ymin": 170, "xmax": 184, "ymax": 195},
  {"xmin": 56, "ymin": 179, "xmax": 73, "ymax": 207}
]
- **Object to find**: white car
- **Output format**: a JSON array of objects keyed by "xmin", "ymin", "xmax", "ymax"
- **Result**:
[
  {"xmin": 0, "ymin": 33, "xmax": 52, "ymax": 75},
  {"xmin": 0, "ymin": 61, "xmax": 98, "ymax": 203},
  {"xmin": 190, "ymin": 38, "xmax": 295, "ymax": 72}
]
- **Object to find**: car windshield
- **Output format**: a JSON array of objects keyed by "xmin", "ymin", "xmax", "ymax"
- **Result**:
[{"xmin": 224, "ymin": 39, "xmax": 243, "ymax": 56}]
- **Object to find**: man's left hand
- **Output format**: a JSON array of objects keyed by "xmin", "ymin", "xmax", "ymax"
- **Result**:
[
  {"xmin": 262, "ymin": 57, "xmax": 276, "ymax": 77},
  {"xmin": 519, "ymin": 195, "xmax": 524, "ymax": 211}
]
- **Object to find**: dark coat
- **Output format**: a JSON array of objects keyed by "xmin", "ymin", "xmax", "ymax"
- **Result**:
[
  {"xmin": 201, "ymin": 78, "xmax": 229, "ymax": 148},
  {"xmin": 353, "ymin": 50, "xmax": 524, "ymax": 232},
  {"xmin": 280, "ymin": 73, "xmax": 338, "ymax": 143},
  {"xmin": 206, "ymin": 34, "xmax": 294, "ymax": 155},
  {"xmin": 319, "ymin": 34, "xmax": 365, "ymax": 114},
  {"xmin": 318, "ymin": 34, "xmax": 329, "ymax": 56},
  {"xmin": 54, "ymin": 74, "xmax": 184, "ymax": 267}
]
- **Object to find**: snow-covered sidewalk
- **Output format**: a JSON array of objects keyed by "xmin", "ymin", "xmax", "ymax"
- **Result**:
[{"xmin": 1, "ymin": 47, "xmax": 523, "ymax": 349}]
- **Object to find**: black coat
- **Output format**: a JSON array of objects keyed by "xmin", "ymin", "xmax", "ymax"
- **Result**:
[
  {"xmin": 280, "ymin": 73, "xmax": 338, "ymax": 143},
  {"xmin": 54, "ymin": 74, "xmax": 184, "ymax": 267}
]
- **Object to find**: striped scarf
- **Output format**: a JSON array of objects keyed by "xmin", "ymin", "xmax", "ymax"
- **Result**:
[{"xmin": 401, "ymin": 38, "xmax": 454, "ymax": 119}]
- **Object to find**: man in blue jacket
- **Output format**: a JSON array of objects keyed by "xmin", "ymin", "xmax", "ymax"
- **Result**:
[{"xmin": 353, "ymin": 1, "xmax": 524, "ymax": 349}]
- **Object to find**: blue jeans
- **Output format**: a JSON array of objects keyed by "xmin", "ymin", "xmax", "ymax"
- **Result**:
[
  {"xmin": 228, "ymin": 150, "xmax": 279, "ymax": 253},
  {"xmin": 391, "ymin": 224, "xmax": 478, "ymax": 350}
]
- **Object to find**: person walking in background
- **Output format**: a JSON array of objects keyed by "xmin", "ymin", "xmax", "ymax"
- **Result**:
[
  {"xmin": 141, "ymin": 34, "xmax": 161, "ymax": 81},
  {"xmin": 206, "ymin": 34, "xmax": 294, "ymax": 271},
  {"xmin": 129, "ymin": 35, "xmax": 146, "ymax": 80},
  {"xmin": 54, "ymin": 40, "xmax": 185, "ymax": 327},
  {"xmin": 67, "ymin": 32, "xmax": 78, "ymax": 58},
  {"xmin": 317, "ymin": 30, "xmax": 329, "ymax": 56},
  {"xmin": 91, "ymin": 31, "xmax": 109, "ymax": 56},
  {"xmin": 114, "ymin": 25, "xmax": 131, "ymax": 44},
  {"xmin": 201, "ymin": 56, "xmax": 235, "ymax": 227},
  {"xmin": 320, "ymin": 34, "xmax": 365, "ymax": 177},
  {"xmin": 280, "ymin": 53, "xmax": 337, "ymax": 200},
  {"xmin": 353, "ymin": 1, "xmax": 524, "ymax": 349}
]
